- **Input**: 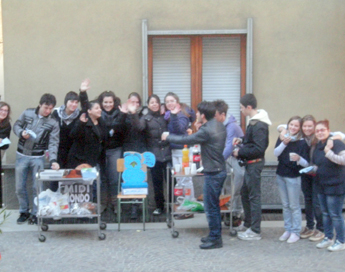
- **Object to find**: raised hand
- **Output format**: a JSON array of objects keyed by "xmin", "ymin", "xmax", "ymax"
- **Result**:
[
  {"xmin": 80, "ymin": 113, "xmax": 88, "ymax": 123},
  {"xmin": 80, "ymin": 78, "xmax": 91, "ymax": 92},
  {"xmin": 160, "ymin": 104, "xmax": 166, "ymax": 115},
  {"xmin": 119, "ymin": 103, "xmax": 129, "ymax": 113},
  {"xmin": 127, "ymin": 99, "xmax": 138, "ymax": 114},
  {"xmin": 171, "ymin": 103, "xmax": 181, "ymax": 114}
]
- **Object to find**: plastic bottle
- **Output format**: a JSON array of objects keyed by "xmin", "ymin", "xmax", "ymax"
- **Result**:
[
  {"xmin": 182, "ymin": 145, "xmax": 189, "ymax": 169},
  {"xmin": 174, "ymin": 178, "xmax": 184, "ymax": 203},
  {"xmin": 192, "ymin": 145, "xmax": 201, "ymax": 169},
  {"xmin": 182, "ymin": 177, "xmax": 195, "ymax": 201}
]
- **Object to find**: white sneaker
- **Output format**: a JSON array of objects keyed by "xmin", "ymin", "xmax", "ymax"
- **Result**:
[
  {"xmin": 279, "ymin": 231, "xmax": 291, "ymax": 241},
  {"xmin": 237, "ymin": 228, "xmax": 262, "ymax": 241},
  {"xmin": 153, "ymin": 208, "xmax": 163, "ymax": 215},
  {"xmin": 327, "ymin": 240, "xmax": 345, "ymax": 252},
  {"xmin": 316, "ymin": 237, "xmax": 334, "ymax": 249},
  {"xmin": 287, "ymin": 233, "xmax": 300, "ymax": 243}
]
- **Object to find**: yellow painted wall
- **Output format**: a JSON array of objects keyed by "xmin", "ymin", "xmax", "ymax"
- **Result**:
[{"xmin": 2, "ymin": 0, "xmax": 345, "ymax": 163}]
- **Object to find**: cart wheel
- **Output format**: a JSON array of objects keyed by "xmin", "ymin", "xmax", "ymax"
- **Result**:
[
  {"xmin": 39, "ymin": 235, "xmax": 46, "ymax": 242},
  {"xmin": 100, "ymin": 222, "xmax": 107, "ymax": 230},
  {"xmin": 229, "ymin": 229, "xmax": 237, "ymax": 237},
  {"xmin": 99, "ymin": 233, "xmax": 106, "ymax": 240},
  {"xmin": 172, "ymin": 231, "xmax": 179, "ymax": 238},
  {"xmin": 41, "ymin": 224, "xmax": 49, "ymax": 231}
]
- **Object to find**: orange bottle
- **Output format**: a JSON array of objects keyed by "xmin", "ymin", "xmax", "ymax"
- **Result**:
[{"xmin": 182, "ymin": 145, "xmax": 189, "ymax": 170}]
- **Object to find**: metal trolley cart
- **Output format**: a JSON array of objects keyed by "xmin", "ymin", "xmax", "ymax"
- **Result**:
[
  {"xmin": 166, "ymin": 167, "xmax": 236, "ymax": 238},
  {"xmin": 36, "ymin": 169, "xmax": 107, "ymax": 242}
]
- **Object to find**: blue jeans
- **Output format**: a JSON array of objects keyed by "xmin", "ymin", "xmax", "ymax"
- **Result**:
[
  {"xmin": 301, "ymin": 174, "xmax": 323, "ymax": 231},
  {"xmin": 276, "ymin": 175, "xmax": 302, "ymax": 235},
  {"xmin": 203, "ymin": 170, "xmax": 227, "ymax": 240},
  {"xmin": 15, "ymin": 153, "xmax": 45, "ymax": 215},
  {"xmin": 104, "ymin": 147, "xmax": 122, "ymax": 202},
  {"xmin": 318, "ymin": 193, "xmax": 345, "ymax": 243}
]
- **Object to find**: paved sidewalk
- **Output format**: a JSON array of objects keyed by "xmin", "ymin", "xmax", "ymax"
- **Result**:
[{"xmin": 0, "ymin": 211, "xmax": 344, "ymax": 272}]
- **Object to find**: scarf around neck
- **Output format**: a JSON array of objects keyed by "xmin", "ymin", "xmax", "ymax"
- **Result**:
[{"xmin": 57, "ymin": 105, "xmax": 80, "ymax": 126}]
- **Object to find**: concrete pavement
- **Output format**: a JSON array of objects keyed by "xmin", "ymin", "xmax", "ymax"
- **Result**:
[{"xmin": 0, "ymin": 210, "xmax": 344, "ymax": 272}]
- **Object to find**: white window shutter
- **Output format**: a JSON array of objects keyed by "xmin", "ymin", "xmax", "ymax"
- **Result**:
[
  {"xmin": 152, "ymin": 38, "xmax": 191, "ymax": 106},
  {"xmin": 202, "ymin": 37, "xmax": 241, "ymax": 123}
]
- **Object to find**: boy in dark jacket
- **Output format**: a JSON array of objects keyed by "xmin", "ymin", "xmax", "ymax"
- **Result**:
[{"xmin": 233, "ymin": 94, "xmax": 271, "ymax": 241}]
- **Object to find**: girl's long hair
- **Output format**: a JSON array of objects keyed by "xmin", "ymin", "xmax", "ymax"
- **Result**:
[
  {"xmin": 97, "ymin": 90, "xmax": 121, "ymax": 111},
  {"xmin": 0, "ymin": 101, "xmax": 11, "ymax": 128},
  {"xmin": 287, "ymin": 115, "xmax": 303, "ymax": 141},
  {"xmin": 164, "ymin": 92, "xmax": 191, "ymax": 118},
  {"xmin": 302, "ymin": 114, "xmax": 317, "ymax": 146}
]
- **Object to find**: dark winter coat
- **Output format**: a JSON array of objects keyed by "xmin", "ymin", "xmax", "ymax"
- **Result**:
[
  {"xmin": 101, "ymin": 109, "xmax": 126, "ymax": 150},
  {"xmin": 238, "ymin": 120, "xmax": 269, "ymax": 160},
  {"xmin": 0, "ymin": 123, "xmax": 11, "ymax": 151},
  {"xmin": 52, "ymin": 110, "xmax": 80, "ymax": 168},
  {"xmin": 313, "ymin": 139, "xmax": 345, "ymax": 195},
  {"xmin": 67, "ymin": 118, "xmax": 107, "ymax": 168},
  {"xmin": 275, "ymin": 138, "xmax": 309, "ymax": 178},
  {"xmin": 131, "ymin": 109, "xmax": 171, "ymax": 163},
  {"xmin": 123, "ymin": 110, "xmax": 147, "ymax": 153}
]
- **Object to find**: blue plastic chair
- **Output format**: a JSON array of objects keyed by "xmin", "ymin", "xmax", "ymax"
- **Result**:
[{"xmin": 117, "ymin": 151, "xmax": 156, "ymax": 231}]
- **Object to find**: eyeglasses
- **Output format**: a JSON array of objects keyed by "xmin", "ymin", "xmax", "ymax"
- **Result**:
[
  {"xmin": 0, "ymin": 109, "xmax": 8, "ymax": 113},
  {"xmin": 315, "ymin": 128, "xmax": 327, "ymax": 133}
]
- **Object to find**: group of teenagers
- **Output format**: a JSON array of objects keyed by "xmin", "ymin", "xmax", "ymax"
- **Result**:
[
  {"xmin": 273, "ymin": 115, "xmax": 345, "ymax": 252},
  {"xmin": 0, "ymin": 80, "xmax": 345, "ymax": 251}
]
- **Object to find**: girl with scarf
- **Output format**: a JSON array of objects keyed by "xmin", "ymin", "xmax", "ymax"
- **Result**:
[
  {"xmin": 274, "ymin": 116, "xmax": 309, "ymax": 243},
  {"xmin": 52, "ymin": 91, "xmax": 83, "ymax": 168}
]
